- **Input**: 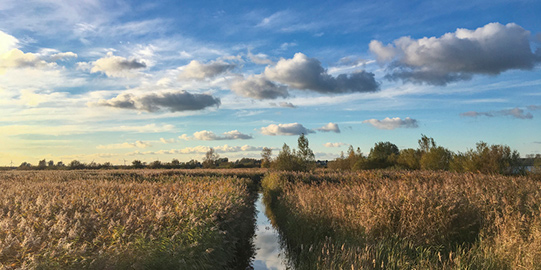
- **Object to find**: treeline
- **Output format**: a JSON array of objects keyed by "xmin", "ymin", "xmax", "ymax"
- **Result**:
[
  {"xmin": 327, "ymin": 135, "xmax": 536, "ymax": 175},
  {"xmin": 11, "ymin": 157, "xmax": 262, "ymax": 171},
  {"xmin": 8, "ymin": 134, "xmax": 540, "ymax": 175}
]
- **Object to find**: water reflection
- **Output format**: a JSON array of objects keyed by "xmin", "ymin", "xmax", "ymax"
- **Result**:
[{"xmin": 251, "ymin": 193, "xmax": 289, "ymax": 270}]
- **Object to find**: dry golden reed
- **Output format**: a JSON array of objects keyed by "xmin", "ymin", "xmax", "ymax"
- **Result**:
[
  {"xmin": 262, "ymin": 170, "xmax": 541, "ymax": 269},
  {"xmin": 0, "ymin": 170, "xmax": 258, "ymax": 269}
]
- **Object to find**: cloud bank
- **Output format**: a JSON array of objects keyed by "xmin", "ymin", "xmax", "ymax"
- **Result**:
[
  {"xmin": 179, "ymin": 130, "xmax": 253, "ymax": 141},
  {"xmin": 97, "ymin": 140, "xmax": 151, "ymax": 149},
  {"xmin": 260, "ymin": 123, "xmax": 314, "ymax": 136},
  {"xmin": 130, "ymin": 144, "xmax": 267, "ymax": 155},
  {"xmin": 363, "ymin": 117, "xmax": 419, "ymax": 130},
  {"xmin": 461, "ymin": 107, "xmax": 533, "ymax": 119},
  {"xmin": 370, "ymin": 23, "xmax": 541, "ymax": 85},
  {"xmin": 94, "ymin": 91, "xmax": 221, "ymax": 112}
]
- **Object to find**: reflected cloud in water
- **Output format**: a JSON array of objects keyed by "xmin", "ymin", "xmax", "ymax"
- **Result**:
[{"xmin": 251, "ymin": 193, "xmax": 289, "ymax": 270}]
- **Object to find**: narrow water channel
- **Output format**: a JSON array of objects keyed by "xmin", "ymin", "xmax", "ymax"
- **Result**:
[{"xmin": 250, "ymin": 193, "xmax": 290, "ymax": 270}]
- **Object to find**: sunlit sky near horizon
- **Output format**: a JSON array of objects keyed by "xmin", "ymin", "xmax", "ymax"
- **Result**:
[{"xmin": 1, "ymin": 0, "xmax": 540, "ymax": 165}]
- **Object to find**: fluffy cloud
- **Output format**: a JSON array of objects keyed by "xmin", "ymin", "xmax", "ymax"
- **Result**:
[
  {"xmin": 265, "ymin": 53, "xmax": 379, "ymax": 94},
  {"xmin": 230, "ymin": 75, "xmax": 288, "ymax": 100},
  {"xmin": 178, "ymin": 60, "xmax": 235, "ymax": 80},
  {"xmin": 460, "ymin": 107, "xmax": 533, "ymax": 119},
  {"xmin": 230, "ymin": 53, "xmax": 379, "ymax": 100},
  {"xmin": 363, "ymin": 117, "xmax": 419, "ymax": 130},
  {"xmin": 97, "ymin": 140, "xmax": 151, "ymax": 149},
  {"xmin": 370, "ymin": 23, "xmax": 541, "ymax": 85},
  {"xmin": 324, "ymin": 142, "xmax": 346, "ymax": 148},
  {"xmin": 317, "ymin": 122, "xmax": 340, "ymax": 133},
  {"xmin": 93, "ymin": 91, "xmax": 221, "ymax": 112},
  {"xmin": 0, "ymin": 31, "xmax": 18, "ymax": 54},
  {"xmin": 180, "ymin": 130, "xmax": 253, "ymax": 141},
  {"xmin": 0, "ymin": 49, "xmax": 51, "ymax": 72},
  {"xmin": 260, "ymin": 123, "xmax": 314, "ymax": 136},
  {"xmin": 90, "ymin": 52, "xmax": 146, "ymax": 78}
]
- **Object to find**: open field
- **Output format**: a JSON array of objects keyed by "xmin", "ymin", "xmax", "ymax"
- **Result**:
[
  {"xmin": 2, "ymin": 168, "xmax": 540, "ymax": 269},
  {"xmin": 0, "ymin": 169, "xmax": 263, "ymax": 269},
  {"xmin": 262, "ymin": 170, "xmax": 541, "ymax": 269}
]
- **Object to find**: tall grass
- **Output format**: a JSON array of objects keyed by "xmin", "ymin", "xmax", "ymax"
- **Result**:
[
  {"xmin": 262, "ymin": 170, "xmax": 541, "ymax": 269},
  {"xmin": 0, "ymin": 170, "xmax": 258, "ymax": 269}
]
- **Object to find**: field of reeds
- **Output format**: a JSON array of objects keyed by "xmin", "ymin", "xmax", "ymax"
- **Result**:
[
  {"xmin": 262, "ymin": 170, "xmax": 541, "ymax": 269},
  {"xmin": 0, "ymin": 169, "xmax": 264, "ymax": 269}
]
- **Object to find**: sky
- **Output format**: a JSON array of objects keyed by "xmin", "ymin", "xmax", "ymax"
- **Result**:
[{"xmin": 0, "ymin": 0, "xmax": 540, "ymax": 165}]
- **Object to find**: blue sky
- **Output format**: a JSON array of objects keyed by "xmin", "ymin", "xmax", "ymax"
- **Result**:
[{"xmin": 0, "ymin": 0, "xmax": 540, "ymax": 165}]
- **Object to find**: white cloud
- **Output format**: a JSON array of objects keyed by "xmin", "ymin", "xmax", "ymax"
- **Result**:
[
  {"xmin": 178, "ymin": 59, "xmax": 235, "ymax": 80},
  {"xmin": 370, "ymin": 22, "xmax": 541, "ymax": 85},
  {"xmin": 50, "ymin": 52, "xmax": 78, "ymax": 61},
  {"xmin": 0, "ymin": 49, "xmax": 52, "ymax": 73},
  {"xmin": 92, "ymin": 91, "xmax": 221, "ymax": 112},
  {"xmin": 363, "ymin": 117, "xmax": 419, "ymax": 130},
  {"xmin": 260, "ymin": 123, "xmax": 314, "ymax": 136},
  {"xmin": 230, "ymin": 75, "xmax": 289, "ymax": 100},
  {"xmin": 90, "ymin": 52, "xmax": 146, "ymax": 78},
  {"xmin": 179, "ymin": 130, "xmax": 253, "ymax": 141},
  {"xmin": 0, "ymin": 30, "xmax": 18, "ymax": 54},
  {"xmin": 317, "ymin": 122, "xmax": 340, "ymax": 133},
  {"xmin": 97, "ymin": 140, "xmax": 151, "ymax": 149},
  {"xmin": 324, "ymin": 142, "xmax": 347, "ymax": 148}
]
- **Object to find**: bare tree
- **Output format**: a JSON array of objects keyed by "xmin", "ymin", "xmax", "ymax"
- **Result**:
[{"xmin": 203, "ymin": 148, "xmax": 219, "ymax": 168}]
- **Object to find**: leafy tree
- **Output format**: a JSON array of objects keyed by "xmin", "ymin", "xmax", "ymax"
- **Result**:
[
  {"xmin": 420, "ymin": 146, "xmax": 452, "ymax": 171},
  {"xmin": 297, "ymin": 134, "xmax": 315, "ymax": 163},
  {"xmin": 132, "ymin": 160, "xmax": 144, "ymax": 169},
  {"xmin": 418, "ymin": 134, "xmax": 436, "ymax": 153},
  {"xmin": 19, "ymin": 162, "xmax": 32, "ymax": 169},
  {"xmin": 397, "ymin": 148, "xmax": 421, "ymax": 170},
  {"xmin": 47, "ymin": 160, "xmax": 55, "ymax": 167},
  {"xmin": 361, "ymin": 141, "xmax": 399, "ymax": 169},
  {"xmin": 171, "ymin": 159, "xmax": 181, "ymax": 168},
  {"xmin": 451, "ymin": 142, "xmax": 521, "ymax": 174},
  {"xmin": 271, "ymin": 135, "xmax": 316, "ymax": 171},
  {"xmin": 272, "ymin": 144, "xmax": 295, "ymax": 171},
  {"xmin": 261, "ymin": 147, "xmax": 273, "ymax": 168},
  {"xmin": 69, "ymin": 160, "xmax": 85, "ymax": 169},
  {"xmin": 148, "ymin": 160, "xmax": 162, "ymax": 169},
  {"xmin": 185, "ymin": 159, "xmax": 200, "ymax": 169},
  {"xmin": 38, "ymin": 159, "xmax": 47, "ymax": 168}
]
